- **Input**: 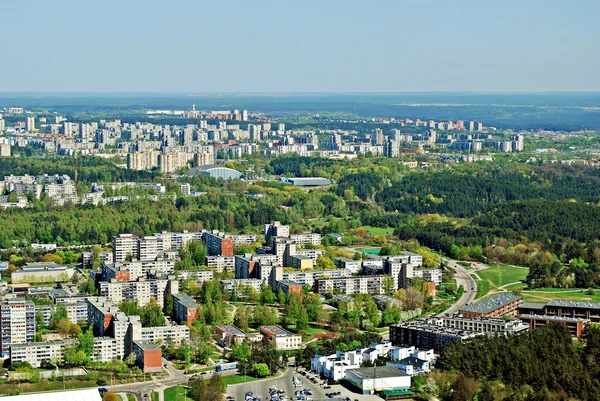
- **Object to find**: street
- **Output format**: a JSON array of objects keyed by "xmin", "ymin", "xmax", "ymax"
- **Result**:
[{"xmin": 439, "ymin": 257, "xmax": 477, "ymax": 316}]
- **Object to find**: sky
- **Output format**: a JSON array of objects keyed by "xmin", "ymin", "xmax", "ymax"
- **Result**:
[{"xmin": 0, "ymin": 0, "xmax": 598, "ymax": 93}]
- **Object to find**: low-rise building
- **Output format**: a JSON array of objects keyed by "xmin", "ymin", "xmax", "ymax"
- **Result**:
[
  {"xmin": 460, "ymin": 293, "xmax": 523, "ymax": 318},
  {"xmin": 345, "ymin": 366, "xmax": 411, "ymax": 395},
  {"xmin": 518, "ymin": 300, "xmax": 600, "ymax": 323},
  {"xmin": 11, "ymin": 263, "xmax": 75, "ymax": 284},
  {"xmin": 215, "ymin": 325, "xmax": 262, "ymax": 348},
  {"xmin": 133, "ymin": 340, "xmax": 162, "ymax": 372},
  {"xmin": 517, "ymin": 313, "xmax": 590, "ymax": 337},
  {"xmin": 260, "ymin": 325, "xmax": 302, "ymax": 350}
]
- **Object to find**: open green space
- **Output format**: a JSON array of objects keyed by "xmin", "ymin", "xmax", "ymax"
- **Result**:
[
  {"xmin": 127, "ymin": 394, "xmax": 135, "ymax": 401},
  {"xmin": 116, "ymin": 395, "xmax": 123, "ymax": 401},
  {"xmin": 0, "ymin": 378, "xmax": 99, "ymax": 395},
  {"xmin": 522, "ymin": 288, "xmax": 600, "ymax": 303},
  {"xmin": 152, "ymin": 391, "xmax": 159, "ymax": 401},
  {"xmin": 222, "ymin": 374, "xmax": 258, "ymax": 385},
  {"xmin": 360, "ymin": 226, "xmax": 395, "ymax": 235},
  {"xmin": 164, "ymin": 386, "xmax": 193, "ymax": 401},
  {"xmin": 472, "ymin": 264, "xmax": 529, "ymax": 299}
]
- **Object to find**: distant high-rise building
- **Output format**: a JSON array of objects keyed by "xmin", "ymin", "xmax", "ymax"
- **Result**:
[
  {"xmin": 0, "ymin": 118, "xmax": 4, "ymax": 133},
  {"xmin": 476, "ymin": 122, "xmax": 483, "ymax": 132},
  {"xmin": 242, "ymin": 109, "xmax": 248, "ymax": 122},
  {"xmin": 26, "ymin": 116, "xmax": 35, "ymax": 132},
  {"xmin": 0, "ymin": 143, "xmax": 10, "ymax": 157},
  {"xmin": 468, "ymin": 121, "xmax": 475, "ymax": 131},
  {"xmin": 249, "ymin": 124, "xmax": 262, "ymax": 142},
  {"xmin": 372, "ymin": 128, "xmax": 384, "ymax": 145},
  {"xmin": 511, "ymin": 134, "xmax": 524, "ymax": 151},
  {"xmin": 277, "ymin": 123, "xmax": 285, "ymax": 132}
]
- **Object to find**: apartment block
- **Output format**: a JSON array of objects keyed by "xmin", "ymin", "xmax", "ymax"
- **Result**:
[
  {"xmin": 172, "ymin": 293, "xmax": 199, "ymax": 325},
  {"xmin": 0, "ymin": 299, "xmax": 36, "ymax": 357},
  {"xmin": 518, "ymin": 300, "xmax": 600, "ymax": 323},
  {"xmin": 205, "ymin": 256, "xmax": 235, "ymax": 273},
  {"xmin": 99, "ymin": 276, "xmax": 177, "ymax": 308},
  {"xmin": 314, "ymin": 276, "xmax": 386, "ymax": 295},
  {"xmin": 113, "ymin": 234, "xmax": 139, "ymax": 262},
  {"xmin": 264, "ymin": 222, "xmax": 290, "ymax": 243},
  {"xmin": 203, "ymin": 231, "xmax": 234, "ymax": 256},
  {"xmin": 10, "ymin": 339, "xmax": 74, "ymax": 367}
]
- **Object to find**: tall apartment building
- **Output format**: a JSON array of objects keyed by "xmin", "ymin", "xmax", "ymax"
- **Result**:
[
  {"xmin": 0, "ymin": 143, "xmax": 10, "ymax": 157},
  {"xmin": 113, "ymin": 234, "xmax": 139, "ymax": 262},
  {"xmin": 264, "ymin": 221, "xmax": 290, "ymax": 242},
  {"xmin": 138, "ymin": 236, "xmax": 162, "ymax": 261},
  {"xmin": 0, "ymin": 299, "xmax": 36, "ymax": 357},
  {"xmin": 158, "ymin": 152, "xmax": 191, "ymax": 173},
  {"xmin": 99, "ymin": 275, "xmax": 178, "ymax": 308},
  {"xmin": 127, "ymin": 151, "xmax": 160, "ymax": 170},
  {"xmin": 26, "ymin": 116, "xmax": 35, "ymax": 132},
  {"xmin": 172, "ymin": 293, "xmax": 200, "ymax": 325},
  {"xmin": 202, "ymin": 231, "xmax": 234, "ymax": 256}
]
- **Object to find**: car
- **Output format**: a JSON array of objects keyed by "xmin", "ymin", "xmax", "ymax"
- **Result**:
[
  {"xmin": 164, "ymin": 364, "xmax": 168, "ymax": 368},
  {"xmin": 201, "ymin": 371, "xmax": 208, "ymax": 375},
  {"xmin": 98, "ymin": 388, "xmax": 108, "ymax": 393},
  {"xmin": 323, "ymin": 385, "xmax": 331, "ymax": 389},
  {"xmin": 246, "ymin": 392, "xmax": 254, "ymax": 397}
]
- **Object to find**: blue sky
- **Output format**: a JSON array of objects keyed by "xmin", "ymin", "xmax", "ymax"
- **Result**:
[{"xmin": 0, "ymin": 0, "xmax": 598, "ymax": 92}]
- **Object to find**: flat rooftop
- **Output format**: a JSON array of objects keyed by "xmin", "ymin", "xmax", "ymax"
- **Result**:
[
  {"xmin": 547, "ymin": 300, "xmax": 600, "ymax": 310},
  {"xmin": 519, "ymin": 302, "xmax": 545, "ymax": 310},
  {"xmin": 461, "ymin": 293, "xmax": 522, "ymax": 314},
  {"xmin": 519, "ymin": 314, "xmax": 591, "ymax": 323},
  {"xmin": 134, "ymin": 340, "xmax": 161, "ymax": 351},
  {"xmin": 347, "ymin": 366, "xmax": 408, "ymax": 379},
  {"xmin": 216, "ymin": 325, "xmax": 247, "ymax": 337},
  {"xmin": 261, "ymin": 325, "xmax": 294, "ymax": 337}
]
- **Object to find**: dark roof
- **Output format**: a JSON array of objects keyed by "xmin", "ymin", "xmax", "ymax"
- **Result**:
[
  {"xmin": 519, "ymin": 302, "xmax": 545, "ymax": 310},
  {"xmin": 347, "ymin": 366, "xmax": 408, "ymax": 379},
  {"xmin": 461, "ymin": 293, "xmax": 522, "ymax": 314}
]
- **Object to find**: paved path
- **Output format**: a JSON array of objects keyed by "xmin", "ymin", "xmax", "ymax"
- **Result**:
[
  {"xmin": 438, "ymin": 257, "xmax": 478, "ymax": 316},
  {"xmin": 118, "ymin": 392, "xmax": 130, "ymax": 401}
]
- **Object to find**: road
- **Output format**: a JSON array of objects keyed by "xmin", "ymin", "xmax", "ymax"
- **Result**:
[
  {"xmin": 439, "ymin": 258, "xmax": 477, "ymax": 316},
  {"xmin": 106, "ymin": 358, "xmax": 237, "ymax": 401}
]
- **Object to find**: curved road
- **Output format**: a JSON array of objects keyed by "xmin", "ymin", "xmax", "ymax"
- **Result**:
[{"xmin": 438, "ymin": 258, "xmax": 478, "ymax": 317}]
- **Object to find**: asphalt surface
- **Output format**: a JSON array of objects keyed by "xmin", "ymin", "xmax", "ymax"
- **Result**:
[
  {"xmin": 226, "ymin": 367, "xmax": 383, "ymax": 401},
  {"xmin": 438, "ymin": 257, "xmax": 477, "ymax": 316}
]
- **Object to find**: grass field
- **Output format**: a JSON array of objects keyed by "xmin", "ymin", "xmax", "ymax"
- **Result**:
[
  {"xmin": 127, "ymin": 394, "xmax": 135, "ymax": 401},
  {"xmin": 152, "ymin": 391, "xmax": 159, "ymax": 401},
  {"xmin": 360, "ymin": 226, "xmax": 395, "ymax": 235},
  {"xmin": 222, "ymin": 374, "xmax": 258, "ymax": 386},
  {"xmin": 522, "ymin": 288, "xmax": 600, "ymax": 303},
  {"xmin": 0, "ymin": 379, "xmax": 99, "ymax": 395},
  {"xmin": 164, "ymin": 386, "xmax": 193, "ymax": 401},
  {"xmin": 473, "ymin": 264, "xmax": 529, "ymax": 299}
]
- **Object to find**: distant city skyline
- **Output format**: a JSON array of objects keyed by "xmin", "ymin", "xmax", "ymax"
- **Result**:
[{"xmin": 0, "ymin": 0, "xmax": 598, "ymax": 92}]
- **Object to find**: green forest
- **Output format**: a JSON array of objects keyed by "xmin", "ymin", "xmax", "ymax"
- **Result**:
[{"xmin": 2, "ymin": 155, "xmax": 600, "ymax": 288}]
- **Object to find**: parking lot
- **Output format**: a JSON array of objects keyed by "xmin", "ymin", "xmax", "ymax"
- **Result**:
[{"xmin": 225, "ymin": 367, "xmax": 384, "ymax": 401}]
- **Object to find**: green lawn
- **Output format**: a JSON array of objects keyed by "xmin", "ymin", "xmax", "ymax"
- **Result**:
[
  {"xmin": 116, "ymin": 395, "xmax": 123, "ymax": 401},
  {"xmin": 222, "ymin": 374, "xmax": 258, "ymax": 385},
  {"xmin": 152, "ymin": 391, "xmax": 159, "ymax": 401},
  {"xmin": 522, "ymin": 288, "xmax": 600, "ymax": 303},
  {"xmin": 0, "ymin": 379, "xmax": 99, "ymax": 395},
  {"xmin": 473, "ymin": 264, "xmax": 529, "ymax": 299},
  {"xmin": 360, "ymin": 226, "xmax": 394, "ymax": 236},
  {"xmin": 164, "ymin": 386, "xmax": 193, "ymax": 401},
  {"xmin": 127, "ymin": 394, "xmax": 135, "ymax": 401}
]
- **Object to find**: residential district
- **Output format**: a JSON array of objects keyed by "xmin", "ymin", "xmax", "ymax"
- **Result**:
[{"xmin": 0, "ymin": 220, "xmax": 597, "ymax": 399}]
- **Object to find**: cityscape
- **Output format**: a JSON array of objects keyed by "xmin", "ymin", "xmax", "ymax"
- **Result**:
[{"xmin": 0, "ymin": 1, "xmax": 599, "ymax": 401}]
